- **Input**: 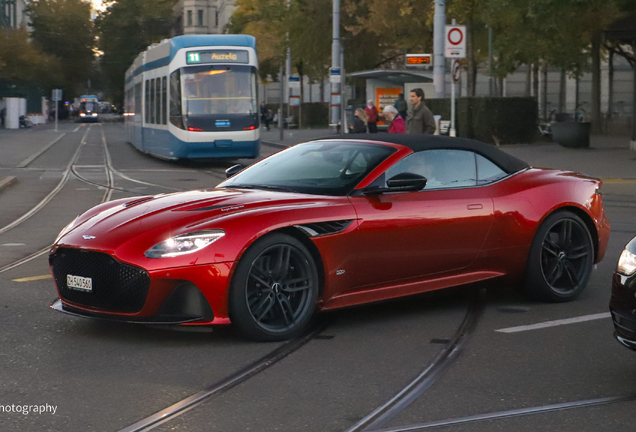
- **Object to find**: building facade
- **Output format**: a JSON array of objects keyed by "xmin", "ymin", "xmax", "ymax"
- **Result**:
[
  {"xmin": 0, "ymin": 0, "xmax": 28, "ymax": 29},
  {"xmin": 174, "ymin": 0, "xmax": 236, "ymax": 35}
]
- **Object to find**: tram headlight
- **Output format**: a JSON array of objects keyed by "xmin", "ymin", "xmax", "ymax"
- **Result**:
[{"xmin": 144, "ymin": 230, "xmax": 225, "ymax": 258}]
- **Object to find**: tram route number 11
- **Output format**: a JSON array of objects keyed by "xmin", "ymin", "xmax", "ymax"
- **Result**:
[{"xmin": 188, "ymin": 53, "xmax": 201, "ymax": 63}]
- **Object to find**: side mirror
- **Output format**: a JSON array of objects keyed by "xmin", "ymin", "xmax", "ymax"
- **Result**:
[
  {"xmin": 225, "ymin": 164, "xmax": 244, "ymax": 178},
  {"xmin": 386, "ymin": 172, "xmax": 427, "ymax": 191}
]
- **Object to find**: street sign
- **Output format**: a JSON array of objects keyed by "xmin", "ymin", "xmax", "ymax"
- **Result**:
[
  {"xmin": 289, "ymin": 75, "xmax": 300, "ymax": 89},
  {"xmin": 452, "ymin": 60, "xmax": 461, "ymax": 82},
  {"xmin": 52, "ymin": 89, "xmax": 62, "ymax": 102},
  {"xmin": 289, "ymin": 96, "xmax": 300, "ymax": 107},
  {"xmin": 406, "ymin": 54, "xmax": 432, "ymax": 66},
  {"xmin": 445, "ymin": 25, "xmax": 466, "ymax": 58}
]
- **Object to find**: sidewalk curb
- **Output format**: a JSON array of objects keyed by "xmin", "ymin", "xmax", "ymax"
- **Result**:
[
  {"xmin": 0, "ymin": 176, "xmax": 17, "ymax": 194},
  {"xmin": 17, "ymin": 133, "xmax": 67, "ymax": 168}
]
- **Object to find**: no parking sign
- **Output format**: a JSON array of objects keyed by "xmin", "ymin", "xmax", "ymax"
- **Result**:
[{"xmin": 445, "ymin": 25, "xmax": 466, "ymax": 58}]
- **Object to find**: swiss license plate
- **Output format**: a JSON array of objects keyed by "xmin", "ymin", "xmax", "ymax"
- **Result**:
[{"xmin": 66, "ymin": 274, "xmax": 92, "ymax": 292}]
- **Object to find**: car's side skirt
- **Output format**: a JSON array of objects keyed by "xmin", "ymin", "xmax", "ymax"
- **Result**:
[{"xmin": 319, "ymin": 270, "xmax": 504, "ymax": 310}]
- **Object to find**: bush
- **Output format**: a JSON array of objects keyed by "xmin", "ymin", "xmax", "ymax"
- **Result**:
[{"xmin": 426, "ymin": 97, "xmax": 538, "ymax": 144}]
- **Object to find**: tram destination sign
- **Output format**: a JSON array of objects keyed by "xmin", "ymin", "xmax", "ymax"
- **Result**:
[{"xmin": 186, "ymin": 50, "xmax": 249, "ymax": 65}]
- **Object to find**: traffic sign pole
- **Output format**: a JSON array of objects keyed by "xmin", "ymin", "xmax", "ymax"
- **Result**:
[{"xmin": 451, "ymin": 60, "xmax": 460, "ymax": 137}]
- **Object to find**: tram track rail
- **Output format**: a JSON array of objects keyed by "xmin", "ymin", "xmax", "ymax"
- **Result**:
[
  {"xmin": 346, "ymin": 289, "xmax": 485, "ymax": 432},
  {"xmin": 118, "ymin": 320, "xmax": 330, "ymax": 432}
]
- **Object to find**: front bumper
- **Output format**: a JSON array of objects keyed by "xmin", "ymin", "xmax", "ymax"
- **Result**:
[
  {"xmin": 609, "ymin": 272, "xmax": 636, "ymax": 351},
  {"xmin": 50, "ymin": 248, "xmax": 234, "ymax": 325}
]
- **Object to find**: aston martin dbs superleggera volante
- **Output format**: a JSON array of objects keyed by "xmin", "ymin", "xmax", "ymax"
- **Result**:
[{"xmin": 50, "ymin": 135, "xmax": 610, "ymax": 340}]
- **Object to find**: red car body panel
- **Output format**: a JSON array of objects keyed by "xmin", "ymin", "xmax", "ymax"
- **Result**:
[{"xmin": 50, "ymin": 141, "xmax": 610, "ymax": 325}]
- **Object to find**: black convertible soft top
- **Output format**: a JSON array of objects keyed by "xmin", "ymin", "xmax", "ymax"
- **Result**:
[{"xmin": 314, "ymin": 134, "xmax": 530, "ymax": 174}]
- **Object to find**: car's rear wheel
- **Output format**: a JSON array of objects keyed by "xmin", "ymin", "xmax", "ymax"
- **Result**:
[
  {"xmin": 229, "ymin": 233, "xmax": 319, "ymax": 341},
  {"xmin": 524, "ymin": 211, "xmax": 594, "ymax": 302}
]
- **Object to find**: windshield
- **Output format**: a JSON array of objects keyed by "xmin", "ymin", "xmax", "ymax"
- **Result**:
[
  {"xmin": 80, "ymin": 102, "xmax": 97, "ymax": 112},
  {"xmin": 218, "ymin": 141, "xmax": 395, "ymax": 196},
  {"xmin": 182, "ymin": 65, "xmax": 257, "ymax": 116}
]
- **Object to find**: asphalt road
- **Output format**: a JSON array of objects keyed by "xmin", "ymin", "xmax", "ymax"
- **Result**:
[{"xmin": 0, "ymin": 121, "xmax": 635, "ymax": 431}]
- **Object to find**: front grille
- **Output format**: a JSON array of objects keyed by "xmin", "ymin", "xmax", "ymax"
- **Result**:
[{"xmin": 50, "ymin": 248, "xmax": 150, "ymax": 313}]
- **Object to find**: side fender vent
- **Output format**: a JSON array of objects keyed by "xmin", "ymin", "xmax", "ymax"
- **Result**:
[{"xmin": 295, "ymin": 220, "xmax": 354, "ymax": 237}]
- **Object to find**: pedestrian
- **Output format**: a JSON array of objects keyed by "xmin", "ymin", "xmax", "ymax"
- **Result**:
[
  {"xmin": 364, "ymin": 100, "xmax": 379, "ymax": 133},
  {"xmin": 406, "ymin": 88, "xmax": 436, "ymax": 134},
  {"xmin": 382, "ymin": 105, "xmax": 405, "ymax": 134},
  {"xmin": 348, "ymin": 108, "xmax": 368, "ymax": 133},
  {"xmin": 260, "ymin": 102, "xmax": 270, "ymax": 131},
  {"xmin": 393, "ymin": 93, "xmax": 408, "ymax": 119},
  {"xmin": 0, "ymin": 107, "xmax": 5, "ymax": 129}
]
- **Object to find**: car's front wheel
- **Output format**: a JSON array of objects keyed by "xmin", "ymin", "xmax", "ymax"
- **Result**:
[
  {"xmin": 229, "ymin": 233, "xmax": 319, "ymax": 341},
  {"xmin": 524, "ymin": 210, "xmax": 595, "ymax": 302}
]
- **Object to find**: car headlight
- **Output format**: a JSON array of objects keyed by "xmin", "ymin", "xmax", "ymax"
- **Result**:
[
  {"xmin": 617, "ymin": 249, "xmax": 636, "ymax": 276},
  {"xmin": 144, "ymin": 230, "xmax": 225, "ymax": 258}
]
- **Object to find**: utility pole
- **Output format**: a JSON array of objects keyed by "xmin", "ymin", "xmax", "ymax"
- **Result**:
[
  {"xmin": 330, "ymin": 0, "xmax": 341, "ymax": 130},
  {"xmin": 433, "ymin": 0, "xmax": 445, "ymax": 98},
  {"xmin": 488, "ymin": 27, "xmax": 493, "ymax": 97},
  {"xmin": 279, "ymin": 65, "xmax": 284, "ymax": 141}
]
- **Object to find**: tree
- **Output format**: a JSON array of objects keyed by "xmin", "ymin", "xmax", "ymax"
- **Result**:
[
  {"xmin": 0, "ymin": 27, "xmax": 62, "ymax": 89},
  {"xmin": 97, "ymin": 0, "xmax": 178, "ymax": 104},
  {"xmin": 27, "ymin": 0, "xmax": 95, "ymax": 96}
]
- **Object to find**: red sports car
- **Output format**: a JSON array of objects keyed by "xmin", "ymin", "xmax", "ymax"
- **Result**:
[{"xmin": 50, "ymin": 135, "xmax": 610, "ymax": 341}]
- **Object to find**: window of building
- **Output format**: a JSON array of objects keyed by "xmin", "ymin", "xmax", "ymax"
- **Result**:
[
  {"xmin": 187, "ymin": 10, "xmax": 193, "ymax": 27},
  {"xmin": 198, "ymin": 10, "xmax": 204, "ymax": 26},
  {"xmin": 215, "ymin": 10, "xmax": 219, "ymax": 27}
]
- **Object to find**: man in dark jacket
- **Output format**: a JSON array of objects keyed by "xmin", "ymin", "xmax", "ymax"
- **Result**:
[{"xmin": 406, "ymin": 88, "xmax": 436, "ymax": 134}]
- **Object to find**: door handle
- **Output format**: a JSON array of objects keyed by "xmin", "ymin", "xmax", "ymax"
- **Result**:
[{"xmin": 466, "ymin": 204, "xmax": 483, "ymax": 210}]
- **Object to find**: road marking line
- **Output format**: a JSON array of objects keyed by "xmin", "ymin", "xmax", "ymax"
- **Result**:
[
  {"xmin": 13, "ymin": 275, "xmax": 52, "ymax": 282},
  {"xmin": 2, "ymin": 243, "xmax": 25, "ymax": 246},
  {"xmin": 495, "ymin": 312, "xmax": 611, "ymax": 333},
  {"xmin": 73, "ymin": 125, "xmax": 82, "ymax": 132}
]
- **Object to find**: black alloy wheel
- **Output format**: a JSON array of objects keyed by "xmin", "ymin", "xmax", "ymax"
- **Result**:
[
  {"xmin": 229, "ymin": 233, "xmax": 319, "ymax": 341},
  {"xmin": 525, "ymin": 211, "xmax": 594, "ymax": 302}
]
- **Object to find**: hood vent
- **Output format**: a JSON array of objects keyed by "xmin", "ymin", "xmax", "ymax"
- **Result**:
[
  {"xmin": 124, "ymin": 196, "xmax": 155, "ymax": 207},
  {"xmin": 295, "ymin": 220, "xmax": 354, "ymax": 237}
]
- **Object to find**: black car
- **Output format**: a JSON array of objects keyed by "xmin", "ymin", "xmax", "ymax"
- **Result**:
[{"xmin": 610, "ymin": 236, "xmax": 636, "ymax": 349}]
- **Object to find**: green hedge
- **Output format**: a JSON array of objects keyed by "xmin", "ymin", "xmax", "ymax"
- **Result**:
[
  {"xmin": 264, "ymin": 102, "xmax": 329, "ymax": 128},
  {"xmin": 426, "ymin": 97, "xmax": 538, "ymax": 144}
]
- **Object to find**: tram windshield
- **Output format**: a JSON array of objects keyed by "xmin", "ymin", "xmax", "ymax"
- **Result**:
[
  {"xmin": 80, "ymin": 101, "xmax": 97, "ymax": 113},
  {"xmin": 181, "ymin": 65, "xmax": 257, "ymax": 116}
]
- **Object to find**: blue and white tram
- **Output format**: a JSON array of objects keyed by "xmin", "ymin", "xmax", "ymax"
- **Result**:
[{"xmin": 124, "ymin": 35, "xmax": 260, "ymax": 160}]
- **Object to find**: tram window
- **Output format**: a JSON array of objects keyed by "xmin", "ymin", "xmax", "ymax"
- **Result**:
[
  {"xmin": 155, "ymin": 78, "xmax": 161, "ymax": 125},
  {"xmin": 135, "ymin": 83, "xmax": 142, "ymax": 115},
  {"xmin": 169, "ymin": 70, "xmax": 184, "ymax": 129},
  {"xmin": 150, "ymin": 78, "xmax": 155, "ymax": 124},
  {"xmin": 162, "ymin": 77, "xmax": 167, "ymax": 125},
  {"xmin": 144, "ymin": 80, "xmax": 150, "ymax": 123}
]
